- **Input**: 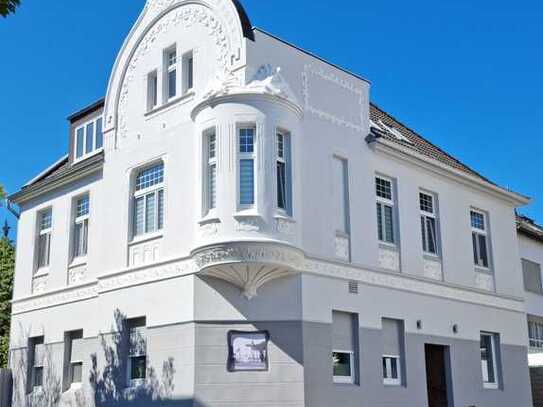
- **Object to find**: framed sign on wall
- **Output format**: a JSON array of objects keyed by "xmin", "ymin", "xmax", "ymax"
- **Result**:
[{"xmin": 227, "ymin": 331, "xmax": 270, "ymax": 372}]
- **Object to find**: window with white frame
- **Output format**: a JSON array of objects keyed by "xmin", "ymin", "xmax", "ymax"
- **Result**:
[
  {"xmin": 36, "ymin": 209, "xmax": 52, "ymax": 270},
  {"xmin": 376, "ymin": 177, "xmax": 395, "ymax": 245},
  {"xmin": 238, "ymin": 126, "xmax": 256, "ymax": 207},
  {"xmin": 182, "ymin": 51, "xmax": 194, "ymax": 94},
  {"xmin": 471, "ymin": 210, "xmax": 490, "ymax": 269},
  {"xmin": 165, "ymin": 47, "xmax": 177, "ymax": 101},
  {"xmin": 480, "ymin": 332, "xmax": 500, "ymax": 389},
  {"xmin": 332, "ymin": 311, "xmax": 357, "ymax": 384},
  {"xmin": 75, "ymin": 116, "xmax": 103, "ymax": 161},
  {"xmin": 420, "ymin": 192, "xmax": 439, "ymax": 255},
  {"xmin": 29, "ymin": 337, "xmax": 45, "ymax": 391},
  {"xmin": 133, "ymin": 163, "xmax": 164, "ymax": 238},
  {"xmin": 127, "ymin": 318, "xmax": 147, "ymax": 387},
  {"xmin": 72, "ymin": 195, "xmax": 89, "ymax": 259},
  {"xmin": 382, "ymin": 318, "xmax": 404, "ymax": 386},
  {"xmin": 276, "ymin": 131, "xmax": 292, "ymax": 215},
  {"xmin": 66, "ymin": 330, "xmax": 84, "ymax": 389},
  {"xmin": 529, "ymin": 319, "xmax": 543, "ymax": 350},
  {"xmin": 204, "ymin": 129, "xmax": 217, "ymax": 213},
  {"xmin": 147, "ymin": 70, "xmax": 158, "ymax": 111}
]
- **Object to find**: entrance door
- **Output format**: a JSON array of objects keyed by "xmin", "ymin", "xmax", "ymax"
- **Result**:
[{"xmin": 425, "ymin": 344, "xmax": 451, "ymax": 407}]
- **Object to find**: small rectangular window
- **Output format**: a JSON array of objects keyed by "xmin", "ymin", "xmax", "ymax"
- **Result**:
[
  {"xmin": 480, "ymin": 332, "xmax": 500, "ymax": 389},
  {"xmin": 85, "ymin": 122, "xmax": 94, "ymax": 154},
  {"xmin": 471, "ymin": 210, "xmax": 491, "ymax": 269},
  {"xmin": 383, "ymin": 356, "xmax": 401, "ymax": 385},
  {"xmin": 529, "ymin": 319, "xmax": 543, "ymax": 350},
  {"xmin": 37, "ymin": 209, "xmax": 52, "ymax": 269},
  {"xmin": 133, "ymin": 164, "xmax": 165, "ymax": 237},
  {"xmin": 332, "ymin": 311, "xmax": 358, "ymax": 384},
  {"xmin": 376, "ymin": 177, "xmax": 395, "ymax": 245},
  {"xmin": 76, "ymin": 128, "xmax": 85, "ymax": 159},
  {"xmin": 205, "ymin": 130, "xmax": 217, "ymax": 213},
  {"xmin": 127, "ymin": 318, "xmax": 147, "ymax": 386},
  {"xmin": 183, "ymin": 51, "xmax": 194, "ymax": 93},
  {"xmin": 29, "ymin": 337, "xmax": 45, "ymax": 391},
  {"xmin": 165, "ymin": 48, "xmax": 177, "ymax": 100},
  {"xmin": 95, "ymin": 117, "xmax": 103, "ymax": 149},
  {"xmin": 238, "ymin": 127, "xmax": 256, "ymax": 207},
  {"xmin": 64, "ymin": 330, "xmax": 84, "ymax": 389},
  {"xmin": 73, "ymin": 195, "xmax": 90, "ymax": 259},
  {"xmin": 332, "ymin": 351, "xmax": 354, "ymax": 383},
  {"xmin": 420, "ymin": 192, "xmax": 440, "ymax": 255},
  {"xmin": 147, "ymin": 71, "xmax": 158, "ymax": 111},
  {"xmin": 382, "ymin": 318, "xmax": 405, "ymax": 386},
  {"xmin": 74, "ymin": 117, "xmax": 103, "ymax": 161},
  {"xmin": 276, "ymin": 132, "xmax": 292, "ymax": 215}
]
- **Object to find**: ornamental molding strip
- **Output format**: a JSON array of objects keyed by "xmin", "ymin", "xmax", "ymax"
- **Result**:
[{"xmin": 302, "ymin": 64, "xmax": 366, "ymax": 133}]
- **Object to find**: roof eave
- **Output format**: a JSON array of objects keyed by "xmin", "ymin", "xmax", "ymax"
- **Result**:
[{"xmin": 369, "ymin": 137, "xmax": 531, "ymax": 207}]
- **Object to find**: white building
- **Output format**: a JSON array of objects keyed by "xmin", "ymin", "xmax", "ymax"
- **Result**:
[
  {"xmin": 8, "ymin": 0, "xmax": 534, "ymax": 406},
  {"xmin": 518, "ymin": 215, "xmax": 543, "ymax": 407}
]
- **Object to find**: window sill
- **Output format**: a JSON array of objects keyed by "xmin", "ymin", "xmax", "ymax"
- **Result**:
[
  {"xmin": 384, "ymin": 381, "xmax": 402, "ymax": 387},
  {"xmin": 129, "ymin": 232, "xmax": 163, "ymax": 246},
  {"xmin": 475, "ymin": 266, "xmax": 493, "ymax": 274},
  {"xmin": 34, "ymin": 269, "xmax": 50, "ymax": 278},
  {"xmin": 333, "ymin": 378, "xmax": 355, "ymax": 385},
  {"xmin": 234, "ymin": 209, "xmax": 263, "ymax": 219},
  {"xmin": 145, "ymin": 91, "xmax": 195, "ymax": 118},
  {"xmin": 199, "ymin": 212, "xmax": 220, "ymax": 226},
  {"xmin": 69, "ymin": 257, "xmax": 88, "ymax": 268},
  {"xmin": 483, "ymin": 383, "xmax": 499, "ymax": 390},
  {"xmin": 127, "ymin": 379, "xmax": 146, "ymax": 389},
  {"xmin": 423, "ymin": 253, "xmax": 441, "ymax": 262},
  {"xmin": 379, "ymin": 242, "xmax": 398, "ymax": 251},
  {"xmin": 73, "ymin": 148, "xmax": 104, "ymax": 165}
]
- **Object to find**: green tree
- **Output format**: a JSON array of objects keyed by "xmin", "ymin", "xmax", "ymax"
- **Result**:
[
  {"xmin": 0, "ymin": 184, "xmax": 4, "ymax": 200},
  {"xmin": 0, "ymin": 232, "xmax": 14, "ymax": 367},
  {"xmin": 0, "ymin": 0, "xmax": 21, "ymax": 17}
]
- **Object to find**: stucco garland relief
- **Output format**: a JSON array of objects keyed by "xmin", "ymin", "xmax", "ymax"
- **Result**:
[
  {"xmin": 423, "ymin": 258, "xmax": 443, "ymax": 281},
  {"xmin": 200, "ymin": 221, "xmax": 220, "ymax": 237},
  {"xmin": 118, "ymin": 4, "xmax": 232, "ymax": 140},
  {"xmin": 475, "ymin": 272, "xmax": 495, "ymax": 292},
  {"xmin": 378, "ymin": 247, "xmax": 400, "ymax": 272},
  {"xmin": 31, "ymin": 275, "xmax": 48, "ymax": 295},
  {"xmin": 68, "ymin": 264, "xmax": 88, "ymax": 286},
  {"xmin": 335, "ymin": 235, "xmax": 350, "ymax": 261},
  {"xmin": 302, "ymin": 64, "xmax": 366, "ymax": 132},
  {"xmin": 13, "ymin": 284, "xmax": 98, "ymax": 315}
]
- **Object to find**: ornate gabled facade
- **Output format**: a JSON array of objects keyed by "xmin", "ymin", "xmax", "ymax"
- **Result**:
[{"xmin": 8, "ymin": 1, "xmax": 534, "ymax": 406}]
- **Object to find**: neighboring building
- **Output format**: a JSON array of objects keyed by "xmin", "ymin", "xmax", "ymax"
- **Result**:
[
  {"xmin": 518, "ymin": 215, "xmax": 543, "ymax": 407},
  {"xmin": 7, "ymin": 0, "xmax": 534, "ymax": 406}
]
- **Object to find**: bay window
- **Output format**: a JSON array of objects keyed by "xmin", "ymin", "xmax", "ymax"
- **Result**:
[
  {"xmin": 420, "ymin": 192, "xmax": 439, "ymax": 255},
  {"xmin": 276, "ymin": 131, "xmax": 292, "ymax": 215},
  {"xmin": 238, "ymin": 126, "xmax": 256, "ymax": 207},
  {"xmin": 73, "ymin": 195, "xmax": 89, "ymax": 259},
  {"xmin": 133, "ymin": 163, "xmax": 164, "ymax": 238},
  {"xmin": 36, "ymin": 209, "xmax": 52, "ymax": 270},
  {"xmin": 471, "ymin": 210, "xmax": 491, "ymax": 269},
  {"xmin": 376, "ymin": 177, "xmax": 395, "ymax": 245}
]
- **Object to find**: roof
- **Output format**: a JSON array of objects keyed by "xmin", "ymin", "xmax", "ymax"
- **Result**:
[
  {"xmin": 369, "ymin": 103, "xmax": 495, "ymax": 184},
  {"xmin": 232, "ymin": 0, "xmax": 254, "ymax": 41},
  {"xmin": 67, "ymin": 98, "xmax": 105, "ymax": 123},
  {"xmin": 517, "ymin": 215, "xmax": 543, "ymax": 243}
]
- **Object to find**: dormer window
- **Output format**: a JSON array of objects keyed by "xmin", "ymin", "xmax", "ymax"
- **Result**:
[{"xmin": 75, "ymin": 117, "xmax": 103, "ymax": 161}]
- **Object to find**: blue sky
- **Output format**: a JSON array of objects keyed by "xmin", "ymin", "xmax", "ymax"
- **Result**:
[{"xmin": 1, "ymin": 0, "xmax": 542, "ymax": 238}]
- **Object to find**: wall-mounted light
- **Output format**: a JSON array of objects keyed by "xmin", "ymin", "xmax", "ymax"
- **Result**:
[
  {"xmin": 416, "ymin": 320, "xmax": 423, "ymax": 330},
  {"xmin": 452, "ymin": 324, "xmax": 459, "ymax": 334}
]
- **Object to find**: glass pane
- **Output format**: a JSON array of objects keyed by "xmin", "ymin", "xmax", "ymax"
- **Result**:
[
  {"xmin": 157, "ymin": 190, "xmax": 164, "ymax": 230},
  {"xmin": 95, "ymin": 118, "xmax": 103, "ymax": 149},
  {"xmin": 71, "ymin": 362, "xmax": 83, "ymax": 384},
  {"xmin": 38, "ymin": 234, "xmax": 50, "ymax": 268},
  {"xmin": 73, "ymin": 223, "xmax": 82, "ymax": 257},
  {"xmin": 277, "ymin": 133, "xmax": 284, "ymax": 158},
  {"xmin": 421, "ymin": 217, "xmax": 427, "ymax": 252},
  {"xmin": 479, "ymin": 234, "xmax": 489, "ymax": 267},
  {"xmin": 480, "ymin": 335, "xmax": 495, "ymax": 383},
  {"xmin": 382, "ymin": 357, "xmax": 388, "ymax": 378},
  {"xmin": 239, "ymin": 159, "xmax": 254, "ymax": 205},
  {"xmin": 471, "ymin": 211, "xmax": 485, "ymax": 230},
  {"xmin": 332, "ymin": 352, "xmax": 351, "ymax": 377},
  {"xmin": 239, "ymin": 128, "xmax": 254, "ymax": 153},
  {"xmin": 168, "ymin": 69, "xmax": 176, "ymax": 99},
  {"xmin": 134, "ymin": 197, "xmax": 145, "ymax": 236},
  {"xmin": 85, "ymin": 122, "xmax": 94, "ymax": 154},
  {"xmin": 168, "ymin": 50, "xmax": 177, "ymax": 67},
  {"xmin": 208, "ymin": 134, "xmax": 216, "ymax": 159},
  {"xmin": 76, "ymin": 128, "xmax": 84, "ymax": 158},
  {"xmin": 33, "ymin": 367, "xmax": 43, "ymax": 387},
  {"xmin": 472, "ymin": 233, "xmax": 479, "ymax": 265},
  {"xmin": 426, "ymin": 217, "xmax": 437, "ymax": 254},
  {"xmin": 130, "ymin": 356, "xmax": 147, "ymax": 380},
  {"xmin": 384, "ymin": 205, "xmax": 395, "ymax": 244},
  {"xmin": 145, "ymin": 192, "xmax": 156, "ymax": 233},
  {"xmin": 420, "ymin": 193, "xmax": 434, "ymax": 213},
  {"xmin": 377, "ymin": 204, "xmax": 383, "ymax": 241},
  {"xmin": 40, "ymin": 210, "xmax": 52, "ymax": 231},
  {"xmin": 391, "ymin": 357, "xmax": 398, "ymax": 379},
  {"xmin": 209, "ymin": 164, "xmax": 216, "ymax": 210},
  {"xmin": 187, "ymin": 57, "xmax": 194, "ymax": 89},
  {"xmin": 376, "ymin": 178, "xmax": 392, "ymax": 200},
  {"xmin": 277, "ymin": 162, "xmax": 286, "ymax": 209},
  {"xmin": 135, "ymin": 164, "xmax": 164, "ymax": 191},
  {"xmin": 76, "ymin": 196, "xmax": 90, "ymax": 218}
]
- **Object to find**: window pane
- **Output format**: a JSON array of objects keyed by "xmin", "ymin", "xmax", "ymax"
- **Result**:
[
  {"xmin": 239, "ymin": 128, "xmax": 255, "ymax": 153},
  {"xmin": 277, "ymin": 133, "xmax": 284, "ymax": 158},
  {"xmin": 208, "ymin": 134, "xmax": 216, "ymax": 159},
  {"xmin": 135, "ymin": 164, "xmax": 164, "ymax": 191},
  {"xmin": 71, "ymin": 362, "xmax": 83, "ymax": 384},
  {"xmin": 33, "ymin": 367, "xmax": 43, "ymax": 387},
  {"xmin": 76, "ymin": 196, "xmax": 90, "ymax": 218},
  {"xmin": 239, "ymin": 159, "xmax": 254, "ymax": 205},
  {"xmin": 208, "ymin": 164, "xmax": 216, "ymax": 210},
  {"xmin": 145, "ymin": 192, "xmax": 156, "ymax": 233},
  {"xmin": 85, "ymin": 122, "xmax": 94, "ymax": 154},
  {"xmin": 426, "ymin": 217, "xmax": 437, "ymax": 254},
  {"xmin": 134, "ymin": 197, "xmax": 145, "ymax": 236},
  {"xmin": 168, "ymin": 51, "xmax": 177, "ymax": 67},
  {"xmin": 95, "ymin": 118, "xmax": 103, "ymax": 149},
  {"xmin": 376, "ymin": 178, "xmax": 392, "ymax": 200},
  {"xmin": 76, "ymin": 128, "xmax": 84, "ymax": 158},
  {"xmin": 168, "ymin": 69, "xmax": 176, "ymax": 99},
  {"xmin": 130, "ymin": 356, "xmax": 147, "ymax": 380},
  {"xmin": 40, "ymin": 210, "xmax": 52, "ymax": 231},
  {"xmin": 420, "ymin": 193, "xmax": 434, "ymax": 213},
  {"xmin": 421, "ymin": 216, "xmax": 427, "ymax": 252},
  {"xmin": 277, "ymin": 162, "xmax": 286, "ymax": 209},
  {"xmin": 472, "ymin": 233, "xmax": 479, "ymax": 265},
  {"xmin": 390, "ymin": 357, "xmax": 398, "ymax": 379},
  {"xmin": 478, "ymin": 234, "xmax": 489, "ymax": 267},
  {"xmin": 187, "ymin": 56, "xmax": 194, "ymax": 89},
  {"xmin": 377, "ymin": 203, "xmax": 383, "ymax": 241},
  {"xmin": 480, "ymin": 335, "xmax": 495, "ymax": 384},
  {"xmin": 332, "ymin": 352, "xmax": 351, "ymax": 377},
  {"xmin": 471, "ymin": 211, "xmax": 485, "ymax": 230},
  {"xmin": 384, "ymin": 205, "xmax": 394, "ymax": 243},
  {"xmin": 38, "ymin": 233, "xmax": 51, "ymax": 268},
  {"xmin": 157, "ymin": 190, "xmax": 164, "ymax": 230},
  {"xmin": 73, "ymin": 222, "xmax": 83, "ymax": 258}
]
